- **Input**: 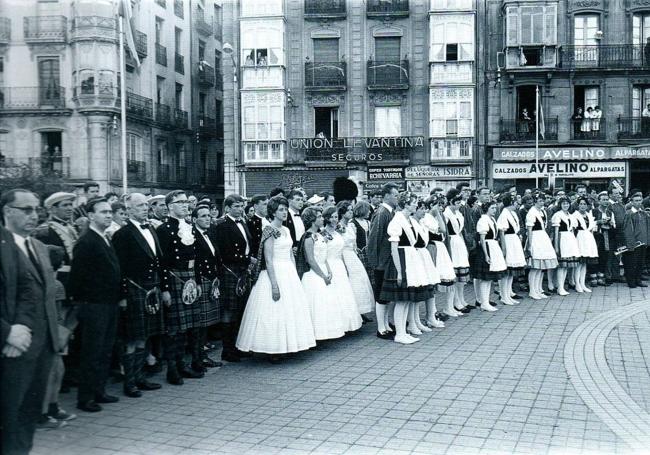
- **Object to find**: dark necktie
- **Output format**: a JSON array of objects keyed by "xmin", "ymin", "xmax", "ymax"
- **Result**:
[{"xmin": 26, "ymin": 239, "xmax": 43, "ymax": 281}]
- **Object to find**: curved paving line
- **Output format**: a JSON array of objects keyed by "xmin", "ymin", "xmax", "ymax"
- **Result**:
[{"xmin": 564, "ymin": 301, "xmax": 650, "ymax": 453}]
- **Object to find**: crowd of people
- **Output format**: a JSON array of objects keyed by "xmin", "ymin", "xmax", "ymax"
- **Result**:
[{"xmin": 2, "ymin": 178, "xmax": 649, "ymax": 455}]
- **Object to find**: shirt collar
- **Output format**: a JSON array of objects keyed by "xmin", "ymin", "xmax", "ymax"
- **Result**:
[
  {"xmin": 129, "ymin": 219, "xmax": 147, "ymax": 228},
  {"xmin": 227, "ymin": 214, "xmax": 241, "ymax": 223},
  {"xmin": 89, "ymin": 225, "xmax": 107, "ymax": 239},
  {"xmin": 381, "ymin": 202, "xmax": 393, "ymax": 213},
  {"xmin": 11, "ymin": 232, "xmax": 27, "ymax": 247},
  {"xmin": 631, "ymin": 207, "xmax": 639, "ymax": 213}
]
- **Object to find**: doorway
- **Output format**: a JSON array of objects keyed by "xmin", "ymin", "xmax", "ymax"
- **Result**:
[{"xmin": 40, "ymin": 131, "xmax": 63, "ymax": 175}]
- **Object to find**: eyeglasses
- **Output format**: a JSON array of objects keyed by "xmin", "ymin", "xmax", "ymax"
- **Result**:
[{"xmin": 8, "ymin": 205, "xmax": 38, "ymax": 215}]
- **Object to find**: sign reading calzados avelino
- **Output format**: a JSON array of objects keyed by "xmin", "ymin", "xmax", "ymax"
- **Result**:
[{"xmin": 292, "ymin": 136, "xmax": 425, "ymax": 162}]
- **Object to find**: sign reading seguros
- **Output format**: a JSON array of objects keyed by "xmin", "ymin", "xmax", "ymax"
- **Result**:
[{"xmin": 492, "ymin": 161, "xmax": 626, "ymax": 179}]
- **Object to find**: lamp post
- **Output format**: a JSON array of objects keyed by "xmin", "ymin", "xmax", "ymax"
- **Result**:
[{"xmin": 222, "ymin": 42, "xmax": 242, "ymax": 195}]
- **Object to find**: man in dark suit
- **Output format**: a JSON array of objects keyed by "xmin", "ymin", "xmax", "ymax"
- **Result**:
[
  {"xmin": 609, "ymin": 186, "xmax": 627, "ymax": 282},
  {"xmin": 247, "ymin": 194, "xmax": 269, "ymax": 256},
  {"xmin": 213, "ymin": 194, "xmax": 255, "ymax": 362},
  {"xmin": 72, "ymin": 181, "xmax": 100, "ymax": 221},
  {"xmin": 68, "ymin": 198, "xmax": 122, "ymax": 412},
  {"xmin": 112, "ymin": 193, "xmax": 164, "ymax": 398},
  {"xmin": 284, "ymin": 190, "xmax": 305, "ymax": 247},
  {"xmin": 622, "ymin": 192, "xmax": 648, "ymax": 288},
  {"xmin": 1, "ymin": 189, "xmax": 58, "ymax": 455},
  {"xmin": 592, "ymin": 191, "xmax": 616, "ymax": 286},
  {"xmin": 367, "ymin": 183, "xmax": 398, "ymax": 340}
]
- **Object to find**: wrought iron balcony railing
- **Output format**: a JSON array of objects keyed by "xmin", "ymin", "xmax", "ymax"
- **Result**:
[
  {"xmin": 0, "ymin": 18, "xmax": 10, "ymax": 44},
  {"xmin": 134, "ymin": 30, "xmax": 147, "ymax": 58},
  {"xmin": 155, "ymin": 43, "xmax": 167, "ymax": 66},
  {"xmin": 367, "ymin": 60, "xmax": 409, "ymax": 89},
  {"xmin": 198, "ymin": 64, "xmax": 215, "ymax": 86},
  {"xmin": 304, "ymin": 0, "xmax": 346, "ymax": 19},
  {"xmin": 500, "ymin": 118, "xmax": 559, "ymax": 142},
  {"xmin": 173, "ymin": 108, "xmax": 188, "ymax": 129},
  {"xmin": 24, "ymin": 16, "xmax": 67, "ymax": 43},
  {"xmin": 559, "ymin": 45, "xmax": 647, "ymax": 69},
  {"xmin": 126, "ymin": 92, "xmax": 153, "ymax": 121},
  {"xmin": 197, "ymin": 115, "xmax": 216, "ymax": 133},
  {"xmin": 126, "ymin": 160, "xmax": 147, "ymax": 181},
  {"xmin": 175, "ymin": 52, "xmax": 184, "ymax": 74},
  {"xmin": 157, "ymin": 164, "xmax": 190, "ymax": 185},
  {"xmin": 71, "ymin": 16, "xmax": 117, "ymax": 41},
  {"xmin": 0, "ymin": 86, "xmax": 66, "ymax": 109},
  {"xmin": 174, "ymin": 0, "xmax": 184, "ymax": 18},
  {"xmin": 618, "ymin": 117, "xmax": 650, "ymax": 140},
  {"xmin": 195, "ymin": 16, "xmax": 212, "ymax": 36},
  {"xmin": 156, "ymin": 103, "xmax": 172, "ymax": 125},
  {"xmin": 305, "ymin": 62, "xmax": 346, "ymax": 90},
  {"xmin": 199, "ymin": 168, "xmax": 221, "ymax": 186},
  {"xmin": 570, "ymin": 118, "xmax": 607, "ymax": 141},
  {"xmin": 367, "ymin": 0, "xmax": 409, "ymax": 17}
]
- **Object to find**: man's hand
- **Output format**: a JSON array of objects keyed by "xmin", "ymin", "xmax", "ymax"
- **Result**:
[
  {"xmin": 2, "ymin": 344, "xmax": 23, "ymax": 358},
  {"xmin": 6, "ymin": 324, "xmax": 31, "ymax": 352},
  {"xmin": 162, "ymin": 291, "xmax": 172, "ymax": 307},
  {"xmin": 118, "ymin": 299, "xmax": 127, "ymax": 309}
]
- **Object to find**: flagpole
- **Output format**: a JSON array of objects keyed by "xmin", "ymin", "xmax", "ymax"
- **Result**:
[
  {"xmin": 118, "ymin": 15, "xmax": 128, "ymax": 194},
  {"xmin": 535, "ymin": 85, "xmax": 539, "ymax": 188}
]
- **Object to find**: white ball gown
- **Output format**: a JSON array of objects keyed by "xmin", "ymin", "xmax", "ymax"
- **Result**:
[
  {"xmin": 341, "ymin": 223, "xmax": 375, "ymax": 315},
  {"xmin": 236, "ymin": 226, "xmax": 317, "ymax": 354},
  {"xmin": 326, "ymin": 230, "xmax": 363, "ymax": 333},
  {"xmin": 301, "ymin": 232, "xmax": 346, "ymax": 340}
]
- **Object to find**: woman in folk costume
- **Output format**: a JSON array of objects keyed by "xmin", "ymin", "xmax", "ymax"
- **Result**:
[
  {"xmin": 421, "ymin": 196, "xmax": 455, "ymax": 327},
  {"xmin": 407, "ymin": 201, "xmax": 442, "ymax": 335},
  {"xmin": 473, "ymin": 201, "xmax": 508, "ymax": 312},
  {"xmin": 496, "ymin": 193, "xmax": 527, "ymax": 305},
  {"xmin": 443, "ymin": 190, "xmax": 472, "ymax": 312},
  {"xmin": 322, "ymin": 206, "xmax": 363, "ymax": 333},
  {"xmin": 298, "ymin": 207, "xmax": 346, "ymax": 341},
  {"xmin": 380, "ymin": 193, "xmax": 435, "ymax": 345},
  {"xmin": 525, "ymin": 193, "xmax": 558, "ymax": 299},
  {"xmin": 551, "ymin": 197, "xmax": 580, "ymax": 296},
  {"xmin": 236, "ymin": 196, "xmax": 316, "ymax": 361},
  {"xmin": 572, "ymin": 197, "xmax": 599, "ymax": 293},
  {"xmin": 337, "ymin": 201, "xmax": 375, "ymax": 318}
]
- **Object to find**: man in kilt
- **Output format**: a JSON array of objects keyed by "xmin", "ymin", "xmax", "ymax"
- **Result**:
[
  {"xmin": 112, "ymin": 193, "xmax": 164, "ymax": 397},
  {"xmin": 190, "ymin": 205, "xmax": 223, "ymax": 372},
  {"xmin": 213, "ymin": 194, "xmax": 256, "ymax": 363},
  {"xmin": 156, "ymin": 190, "xmax": 204, "ymax": 385}
]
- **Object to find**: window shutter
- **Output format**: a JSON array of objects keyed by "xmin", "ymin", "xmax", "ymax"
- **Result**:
[
  {"xmin": 544, "ymin": 4, "xmax": 557, "ymax": 45},
  {"xmin": 506, "ymin": 8, "xmax": 519, "ymax": 46},
  {"xmin": 313, "ymin": 38, "xmax": 339, "ymax": 62},
  {"xmin": 375, "ymin": 37, "xmax": 400, "ymax": 62}
]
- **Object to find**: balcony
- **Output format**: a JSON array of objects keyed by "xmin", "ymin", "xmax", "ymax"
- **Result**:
[
  {"xmin": 174, "ymin": 0, "xmax": 184, "ymax": 18},
  {"xmin": 195, "ymin": 16, "xmax": 212, "ymax": 36},
  {"xmin": 199, "ymin": 168, "xmax": 221, "ymax": 186},
  {"xmin": 570, "ymin": 118, "xmax": 607, "ymax": 141},
  {"xmin": 157, "ymin": 164, "xmax": 190, "ymax": 185},
  {"xmin": 305, "ymin": 62, "xmax": 346, "ymax": 91},
  {"xmin": 24, "ymin": 16, "xmax": 67, "ymax": 43},
  {"xmin": 367, "ymin": 0, "xmax": 409, "ymax": 17},
  {"xmin": 500, "ymin": 118, "xmax": 558, "ymax": 142},
  {"xmin": 198, "ymin": 64, "xmax": 215, "ymax": 86},
  {"xmin": 559, "ymin": 45, "xmax": 646, "ymax": 69},
  {"xmin": 430, "ymin": 138, "xmax": 473, "ymax": 161},
  {"xmin": 71, "ymin": 16, "xmax": 117, "ymax": 42},
  {"xmin": 242, "ymin": 65, "xmax": 284, "ymax": 89},
  {"xmin": 29, "ymin": 156, "xmax": 70, "ymax": 178},
  {"xmin": 155, "ymin": 43, "xmax": 167, "ymax": 66},
  {"xmin": 134, "ymin": 30, "xmax": 147, "ymax": 58},
  {"xmin": 173, "ymin": 108, "xmax": 188, "ymax": 129},
  {"xmin": 304, "ymin": 0, "xmax": 346, "ymax": 20},
  {"xmin": 618, "ymin": 117, "xmax": 650, "ymax": 140},
  {"xmin": 126, "ymin": 92, "xmax": 153, "ymax": 122},
  {"xmin": 505, "ymin": 46, "xmax": 557, "ymax": 69},
  {"xmin": 1, "ymin": 86, "xmax": 66, "ymax": 110},
  {"xmin": 367, "ymin": 60, "xmax": 410, "ymax": 90},
  {"xmin": 127, "ymin": 160, "xmax": 147, "ymax": 181},
  {"xmin": 175, "ymin": 52, "xmax": 184, "ymax": 74},
  {"xmin": 0, "ymin": 18, "xmax": 10, "ymax": 45},
  {"xmin": 155, "ymin": 103, "xmax": 172, "ymax": 126},
  {"xmin": 73, "ymin": 82, "xmax": 117, "ymax": 108},
  {"xmin": 430, "ymin": 61, "xmax": 474, "ymax": 84},
  {"xmin": 197, "ymin": 115, "xmax": 217, "ymax": 136}
]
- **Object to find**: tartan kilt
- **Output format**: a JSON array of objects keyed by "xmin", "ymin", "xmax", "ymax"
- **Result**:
[
  {"xmin": 164, "ymin": 269, "xmax": 203, "ymax": 335},
  {"xmin": 220, "ymin": 265, "xmax": 251, "ymax": 323},
  {"xmin": 121, "ymin": 280, "xmax": 165, "ymax": 342},
  {"xmin": 358, "ymin": 248, "xmax": 375, "ymax": 288},
  {"xmin": 198, "ymin": 277, "xmax": 221, "ymax": 327}
]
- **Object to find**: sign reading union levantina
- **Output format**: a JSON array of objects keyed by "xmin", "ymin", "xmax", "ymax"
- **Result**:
[{"xmin": 291, "ymin": 136, "xmax": 425, "ymax": 162}]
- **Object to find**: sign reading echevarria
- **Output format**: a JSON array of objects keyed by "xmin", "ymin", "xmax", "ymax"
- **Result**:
[{"xmin": 292, "ymin": 136, "xmax": 425, "ymax": 162}]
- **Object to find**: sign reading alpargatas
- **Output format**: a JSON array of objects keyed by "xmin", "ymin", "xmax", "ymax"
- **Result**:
[{"xmin": 493, "ymin": 161, "xmax": 626, "ymax": 179}]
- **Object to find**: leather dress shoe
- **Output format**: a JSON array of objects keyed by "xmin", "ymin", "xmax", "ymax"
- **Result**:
[
  {"xmin": 123, "ymin": 384, "xmax": 142, "ymax": 398},
  {"xmin": 376, "ymin": 330, "xmax": 395, "ymax": 340},
  {"xmin": 455, "ymin": 306, "xmax": 471, "ymax": 314},
  {"xmin": 77, "ymin": 400, "xmax": 102, "ymax": 413},
  {"xmin": 638, "ymin": 282, "xmax": 648, "ymax": 288},
  {"xmin": 94, "ymin": 393, "xmax": 119, "ymax": 404},
  {"xmin": 166, "ymin": 370, "xmax": 184, "ymax": 385},
  {"xmin": 202, "ymin": 357, "xmax": 223, "ymax": 368},
  {"xmin": 144, "ymin": 363, "xmax": 163, "ymax": 375},
  {"xmin": 180, "ymin": 366, "xmax": 204, "ymax": 378},
  {"xmin": 136, "ymin": 380, "xmax": 161, "ymax": 391},
  {"xmin": 191, "ymin": 361, "xmax": 207, "ymax": 374},
  {"xmin": 436, "ymin": 312, "xmax": 449, "ymax": 322},
  {"xmin": 628, "ymin": 283, "xmax": 638, "ymax": 289}
]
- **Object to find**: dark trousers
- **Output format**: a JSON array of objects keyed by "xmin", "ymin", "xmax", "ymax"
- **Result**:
[
  {"xmin": 373, "ymin": 269, "xmax": 386, "ymax": 304},
  {"xmin": 1, "ymin": 328, "xmax": 54, "ymax": 455},
  {"xmin": 623, "ymin": 249, "xmax": 643, "ymax": 286},
  {"xmin": 77, "ymin": 303, "xmax": 119, "ymax": 404},
  {"xmin": 221, "ymin": 319, "xmax": 242, "ymax": 357}
]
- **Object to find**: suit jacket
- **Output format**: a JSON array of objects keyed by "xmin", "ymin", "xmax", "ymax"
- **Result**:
[
  {"xmin": 463, "ymin": 204, "xmax": 481, "ymax": 251},
  {"xmin": 0, "ymin": 227, "xmax": 38, "ymax": 345},
  {"xmin": 33, "ymin": 217, "xmax": 78, "ymax": 289},
  {"xmin": 247, "ymin": 215, "xmax": 265, "ymax": 257},
  {"xmin": 283, "ymin": 210, "xmax": 302, "ymax": 247},
  {"xmin": 367, "ymin": 205, "xmax": 394, "ymax": 270},
  {"xmin": 68, "ymin": 229, "xmax": 121, "ymax": 305},
  {"xmin": 112, "ymin": 221, "xmax": 163, "ymax": 297},
  {"xmin": 623, "ymin": 208, "xmax": 647, "ymax": 249},
  {"xmin": 193, "ymin": 227, "xmax": 222, "ymax": 281},
  {"xmin": 213, "ymin": 217, "xmax": 252, "ymax": 268}
]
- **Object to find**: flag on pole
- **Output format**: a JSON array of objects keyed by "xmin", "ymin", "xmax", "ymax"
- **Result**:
[
  {"xmin": 537, "ymin": 86, "xmax": 545, "ymax": 140},
  {"xmin": 119, "ymin": 0, "xmax": 140, "ymax": 67}
]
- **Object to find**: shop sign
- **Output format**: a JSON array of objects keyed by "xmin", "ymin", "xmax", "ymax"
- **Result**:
[
  {"xmin": 364, "ymin": 181, "xmax": 407, "ymax": 191},
  {"xmin": 367, "ymin": 166, "xmax": 405, "ymax": 181},
  {"xmin": 292, "ymin": 136, "xmax": 425, "ymax": 163},
  {"xmin": 405, "ymin": 165, "xmax": 472, "ymax": 179},
  {"xmin": 492, "ymin": 161, "xmax": 626, "ymax": 179},
  {"xmin": 493, "ymin": 146, "xmax": 650, "ymax": 161}
]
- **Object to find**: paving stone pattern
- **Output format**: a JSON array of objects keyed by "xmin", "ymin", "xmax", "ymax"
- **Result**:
[{"xmin": 33, "ymin": 284, "xmax": 650, "ymax": 455}]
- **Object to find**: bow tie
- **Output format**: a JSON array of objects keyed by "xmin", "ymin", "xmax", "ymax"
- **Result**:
[
  {"xmin": 234, "ymin": 219, "xmax": 243, "ymax": 224},
  {"xmin": 139, "ymin": 223, "xmax": 150, "ymax": 230}
]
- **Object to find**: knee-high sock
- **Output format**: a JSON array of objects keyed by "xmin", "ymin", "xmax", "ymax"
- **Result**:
[
  {"xmin": 394, "ymin": 302, "xmax": 409, "ymax": 339},
  {"xmin": 557, "ymin": 267, "xmax": 567, "ymax": 292},
  {"xmin": 473, "ymin": 278, "xmax": 480, "ymax": 302},
  {"xmin": 454, "ymin": 282, "xmax": 466, "ymax": 306},
  {"xmin": 375, "ymin": 302, "xmax": 387, "ymax": 333},
  {"xmin": 485, "ymin": 281, "xmax": 493, "ymax": 305},
  {"xmin": 581, "ymin": 264, "xmax": 588, "ymax": 288},
  {"xmin": 407, "ymin": 303, "xmax": 417, "ymax": 331},
  {"xmin": 547, "ymin": 269, "xmax": 555, "ymax": 290},
  {"xmin": 507, "ymin": 275, "xmax": 515, "ymax": 297},
  {"xmin": 528, "ymin": 270, "xmax": 537, "ymax": 296},
  {"xmin": 425, "ymin": 297, "xmax": 437, "ymax": 323},
  {"xmin": 448, "ymin": 287, "xmax": 457, "ymax": 312},
  {"xmin": 386, "ymin": 302, "xmax": 395, "ymax": 328},
  {"xmin": 499, "ymin": 277, "xmax": 509, "ymax": 302}
]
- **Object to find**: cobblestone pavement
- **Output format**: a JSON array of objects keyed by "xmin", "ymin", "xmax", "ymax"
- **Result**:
[{"xmin": 33, "ymin": 284, "xmax": 650, "ymax": 455}]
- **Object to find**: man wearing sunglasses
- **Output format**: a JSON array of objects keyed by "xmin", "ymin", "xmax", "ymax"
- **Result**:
[{"xmin": 1, "ymin": 189, "xmax": 59, "ymax": 455}]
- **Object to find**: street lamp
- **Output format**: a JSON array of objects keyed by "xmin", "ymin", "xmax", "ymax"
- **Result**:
[{"xmin": 223, "ymin": 42, "xmax": 243, "ymax": 195}]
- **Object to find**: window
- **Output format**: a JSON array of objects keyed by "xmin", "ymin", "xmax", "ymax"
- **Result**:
[
  {"xmin": 430, "ymin": 15, "xmax": 474, "ymax": 62},
  {"xmin": 244, "ymin": 142, "xmax": 283, "ymax": 162},
  {"xmin": 241, "ymin": 0, "xmax": 282, "ymax": 16},
  {"xmin": 242, "ymin": 92, "xmax": 284, "ymax": 141},
  {"xmin": 633, "ymin": 85, "xmax": 650, "ymax": 118},
  {"xmin": 314, "ymin": 107, "xmax": 339, "ymax": 138},
  {"xmin": 241, "ymin": 19, "xmax": 284, "ymax": 66},
  {"xmin": 198, "ymin": 40, "xmax": 206, "ymax": 61},
  {"xmin": 574, "ymin": 15, "xmax": 598, "ymax": 46},
  {"xmin": 374, "ymin": 107, "xmax": 401, "ymax": 137},
  {"xmin": 506, "ymin": 4, "xmax": 557, "ymax": 46},
  {"xmin": 431, "ymin": 138, "xmax": 472, "ymax": 159},
  {"xmin": 156, "ymin": 76, "xmax": 165, "ymax": 104},
  {"xmin": 375, "ymin": 37, "xmax": 401, "ymax": 62},
  {"xmin": 430, "ymin": 88, "xmax": 473, "ymax": 137},
  {"xmin": 633, "ymin": 13, "xmax": 650, "ymax": 45},
  {"xmin": 155, "ymin": 17, "xmax": 163, "ymax": 45},
  {"xmin": 175, "ymin": 83, "xmax": 183, "ymax": 110},
  {"xmin": 174, "ymin": 27, "xmax": 182, "ymax": 53},
  {"xmin": 199, "ymin": 93, "xmax": 206, "ymax": 116},
  {"xmin": 431, "ymin": 0, "xmax": 473, "ymax": 9},
  {"xmin": 38, "ymin": 57, "xmax": 61, "ymax": 104},
  {"xmin": 0, "ymin": 132, "xmax": 8, "ymax": 162},
  {"xmin": 127, "ymin": 134, "xmax": 142, "ymax": 162},
  {"xmin": 313, "ymin": 38, "xmax": 339, "ymax": 62}
]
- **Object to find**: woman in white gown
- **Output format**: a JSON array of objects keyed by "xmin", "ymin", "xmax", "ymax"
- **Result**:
[
  {"xmin": 322, "ymin": 206, "xmax": 363, "ymax": 333},
  {"xmin": 337, "ymin": 201, "xmax": 375, "ymax": 316},
  {"xmin": 236, "ymin": 196, "xmax": 316, "ymax": 360}
]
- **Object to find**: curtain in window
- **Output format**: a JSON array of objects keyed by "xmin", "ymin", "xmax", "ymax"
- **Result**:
[{"xmin": 375, "ymin": 107, "xmax": 401, "ymax": 137}]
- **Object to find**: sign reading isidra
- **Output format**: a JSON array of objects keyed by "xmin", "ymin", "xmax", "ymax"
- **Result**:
[{"xmin": 292, "ymin": 136, "xmax": 425, "ymax": 162}]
